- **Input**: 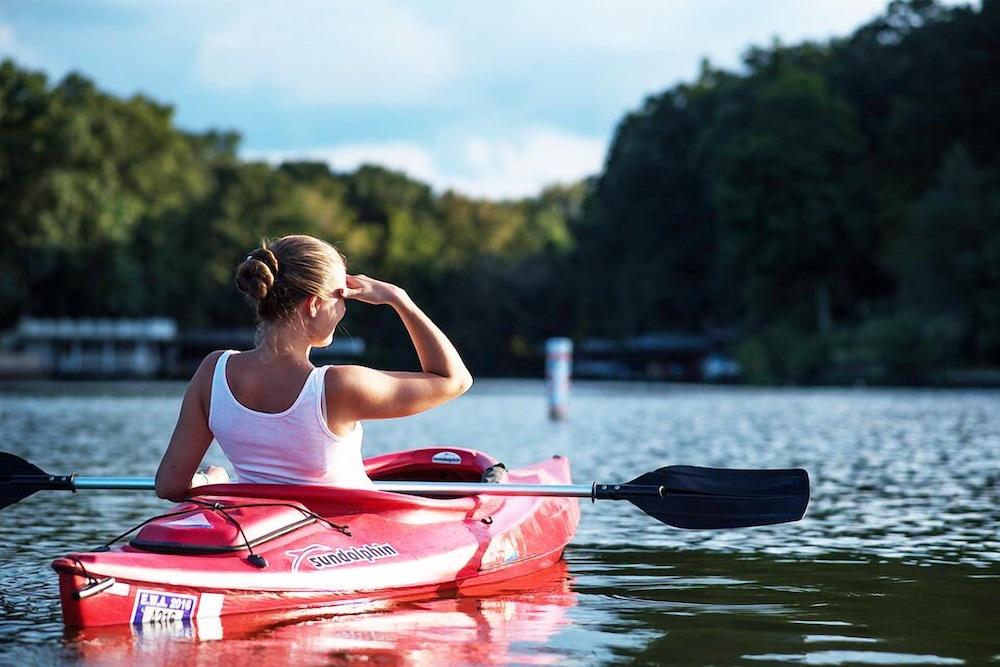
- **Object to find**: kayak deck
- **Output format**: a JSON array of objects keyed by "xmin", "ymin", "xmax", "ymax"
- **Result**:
[{"xmin": 52, "ymin": 448, "xmax": 580, "ymax": 627}]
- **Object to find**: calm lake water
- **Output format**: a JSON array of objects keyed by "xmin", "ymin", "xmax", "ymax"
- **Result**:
[{"xmin": 1, "ymin": 380, "xmax": 998, "ymax": 665}]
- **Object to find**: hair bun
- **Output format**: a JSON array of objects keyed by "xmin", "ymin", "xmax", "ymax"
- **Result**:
[
  {"xmin": 235, "ymin": 246, "xmax": 280, "ymax": 301},
  {"xmin": 249, "ymin": 247, "xmax": 279, "ymax": 276}
]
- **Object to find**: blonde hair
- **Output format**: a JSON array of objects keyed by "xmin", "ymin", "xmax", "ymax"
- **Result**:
[{"xmin": 234, "ymin": 235, "xmax": 345, "ymax": 322}]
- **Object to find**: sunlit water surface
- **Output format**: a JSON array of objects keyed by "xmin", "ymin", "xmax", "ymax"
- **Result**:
[{"xmin": 1, "ymin": 380, "xmax": 998, "ymax": 665}]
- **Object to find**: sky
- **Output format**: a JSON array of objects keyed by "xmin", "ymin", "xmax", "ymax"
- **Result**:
[{"xmin": 0, "ymin": 0, "xmax": 968, "ymax": 199}]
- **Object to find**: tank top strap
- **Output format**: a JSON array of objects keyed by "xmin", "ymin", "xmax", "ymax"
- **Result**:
[
  {"xmin": 314, "ymin": 364, "xmax": 329, "ymax": 423},
  {"xmin": 209, "ymin": 350, "xmax": 236, "ymax": 426}
]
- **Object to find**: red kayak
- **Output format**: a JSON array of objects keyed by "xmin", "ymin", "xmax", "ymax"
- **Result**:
[{"xmin": 52, "ymin": 447, "xmax": 580, "ymax": 627}]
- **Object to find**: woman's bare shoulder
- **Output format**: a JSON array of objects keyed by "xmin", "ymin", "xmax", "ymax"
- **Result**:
[
  {"xmin": 321, "ymin": 365, "xmax": 368, "ymax": 429},
  {"xmin": 323, "ymin": 364, "xmax": 367, "ymax": 391}
]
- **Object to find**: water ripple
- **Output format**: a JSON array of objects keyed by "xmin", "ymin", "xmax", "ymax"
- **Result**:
[{"xmin": 1, "ymin": 381, "xmax": 998, "ymax": 664}]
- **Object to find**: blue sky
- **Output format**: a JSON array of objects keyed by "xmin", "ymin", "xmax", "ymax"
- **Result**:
[{"xmin": 0, "ymin": 0, "xmax": 968, "ymax": 199}]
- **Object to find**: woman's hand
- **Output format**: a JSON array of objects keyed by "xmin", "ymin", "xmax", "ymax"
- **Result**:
[
  {"xmin": 325, "ymin": 270, "xmax": 472, "ymax": 425},
  {"xmin": 343, "ymin": 274, "xmax": 405, "ymax": 306}
]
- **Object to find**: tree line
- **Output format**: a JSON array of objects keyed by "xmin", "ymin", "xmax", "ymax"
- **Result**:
[
  {"xmin": 576, "ymin": 0, "xmax": 999, "ymax": 382},
  {"xmin": 1, "ymin": 0, "xmax": 997, "ymax": 382}
]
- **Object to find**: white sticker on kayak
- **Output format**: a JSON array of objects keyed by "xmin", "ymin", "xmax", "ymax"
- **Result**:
[
  {"xmin": 162, "ymin": 512, "xmax": 212, "ymax": 528},
  {"xmin": 431, "ymin": 451, "xmax": 462, "ymax": 465},
  {"xmin": 108, "ymin": 582, "xmax": 131, "ymax": 597},
  {"xmin": 130, "ymin": 589, "xmax": 197, "ymax": 626},
  {"xmin": 285, "ymin": 543, "xmax": 399, "ymax": 572}
]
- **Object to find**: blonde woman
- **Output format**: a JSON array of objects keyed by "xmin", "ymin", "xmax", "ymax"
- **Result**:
[{"xmin": 155, "ymin": 235, "xmax": 472, "ymax": 501}]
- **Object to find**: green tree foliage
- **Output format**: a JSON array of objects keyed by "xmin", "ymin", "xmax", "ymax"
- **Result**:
[
  {"xmin": 0, "ymin": 62, "xmax": 216, "ymax": 320},
  {"xmin": 574, "ymin": 70, "xmax": 723, "ymax": 338},
  {"xmin": 713, "ymin": 68, "xmax": 874, "ymax": 333},
  {"xmin": 892, "ymin": 145, "xmax": 1000, "ymax": 362},
  {"xmin": 1, "ymin": 0, "xmax": 997, "ymax": 382},
  {"xmin": 575, "ymin": 0, "xmax": 999, "ymax": 380},
  {"xmin": 0, "ymin": 59, "xmax": 577, "ymax": 374}
]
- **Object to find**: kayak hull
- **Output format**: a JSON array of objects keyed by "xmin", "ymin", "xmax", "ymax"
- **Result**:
[
  {"xmin": 53, "ymin": 448, "xmax": 580, "ymax": 627},
  {"xmin": 55, "ymin": 544, "xmax": 569, "ymax": 627},
  {"xmin": 65, "ymin": 561, "xmax": 576, "ymax": 663}
]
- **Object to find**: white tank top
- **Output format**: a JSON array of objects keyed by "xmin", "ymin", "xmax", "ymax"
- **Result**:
[{"xmin": 208, "ymin": 350, "xmax": 374, "ymax": 488}]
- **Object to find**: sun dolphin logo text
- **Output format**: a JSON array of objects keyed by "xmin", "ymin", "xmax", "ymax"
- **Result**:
[{"xmin": 285, "ymin": 543, "xmax": 399, "ymax": 573}]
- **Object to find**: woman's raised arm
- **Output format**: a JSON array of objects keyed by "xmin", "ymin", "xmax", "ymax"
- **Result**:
[{"xmin": 326, "ymin": 275, "xmax": 472, "ymax": 423}]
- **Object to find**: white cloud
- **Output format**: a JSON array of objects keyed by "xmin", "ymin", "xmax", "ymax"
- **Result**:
[
  {"xmin": 245, "ymin": 127, "xmax": 606, "ymax": 199},
  {"xmin": 450, "ymin": 128, "xmax": 606, "ymax": 199},
  {"xmin": 194, "ymin": 0, "xmax": 458, "ymax": 107},
  {"xmin": 14, "ymin": 0, "xmax": 962, "ymax": 200},
  {"xmin": 0, "ymin": 23, "xmax": 45, "ymax": 68},
  {"xmin": 436, "ymin": 0, "xmax": 917, "ymax": 112}
]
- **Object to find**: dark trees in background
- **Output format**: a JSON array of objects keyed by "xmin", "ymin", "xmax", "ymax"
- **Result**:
[{"xmin": 580, "ymin": 0, "xmax": 999, "ymax": 381}]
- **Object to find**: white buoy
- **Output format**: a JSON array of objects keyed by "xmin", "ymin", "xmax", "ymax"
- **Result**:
[{"xmin": 545, "ymin": 338, "xmax": 573, "ymax": 420}]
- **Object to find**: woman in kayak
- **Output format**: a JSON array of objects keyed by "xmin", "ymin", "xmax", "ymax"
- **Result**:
[{"xmin": 155, "ymin": 234, "xmax": 473, "ymax": 501}]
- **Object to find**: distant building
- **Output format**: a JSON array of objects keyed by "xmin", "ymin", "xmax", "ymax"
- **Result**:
[
  {"xmin": 3, "ymin": 318, "xmax": 367, "ymax": 379},
  {"xmin": 10, "ymin": 317, "xmax": 177, "ymax": 378},
  {"xmin": 575, "ymin": 331, "xmax": 741, "ymax": 382}
]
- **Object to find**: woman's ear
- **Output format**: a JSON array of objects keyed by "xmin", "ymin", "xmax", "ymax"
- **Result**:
[{"xmin": 306, "ymin": 295, "xmax": 322, "ymax": 318}]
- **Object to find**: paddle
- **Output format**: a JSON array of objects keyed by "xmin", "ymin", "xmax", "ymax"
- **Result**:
[{"xmin": 0, "ymin": 451, "xmax": 809, "ymax": 529}]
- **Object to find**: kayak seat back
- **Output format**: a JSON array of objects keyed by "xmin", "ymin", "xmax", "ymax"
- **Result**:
[
  {"xmin": 129, "ymin": 498, "xmax": 316, "ymax": 554},
  {"xmin": 364, "ymin": 447, "xmax": 498, "ymax": 483}
]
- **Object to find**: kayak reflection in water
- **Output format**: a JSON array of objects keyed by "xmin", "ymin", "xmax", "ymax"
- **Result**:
[
  {"xmin": 154, "ymin": 234, "xmax": 474, "ymax": 501},
  {"xmin": 66, "ymin": 560, "xmax": 576, "ymax": 664}
]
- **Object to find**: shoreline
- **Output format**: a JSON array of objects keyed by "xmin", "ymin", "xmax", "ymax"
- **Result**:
[{"xmin": 3, "ymin": 375, "xmax": 1000, "ymax": 391}]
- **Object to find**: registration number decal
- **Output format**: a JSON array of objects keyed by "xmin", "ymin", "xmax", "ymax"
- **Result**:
[{"xmin": 130, "ymin": 589, "xmax": 197, "ymax": 625}]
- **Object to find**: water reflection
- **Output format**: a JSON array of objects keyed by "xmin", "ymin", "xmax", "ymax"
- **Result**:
[
  {"xmin": 2, "ymin": 381, "xmax": 999, "ymax": 664},
  {"xmin": 64, "ymin": 562, "xmax": 576, "ymax": 666},
  {"xmin": 569, "ymin": 547, "xmax": 998, "ymax": 665}
]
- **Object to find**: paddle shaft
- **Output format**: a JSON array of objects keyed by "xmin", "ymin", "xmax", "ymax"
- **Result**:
[
  {"xmin": 2, "ymin": 451, "xmax": 808, "ymax": 528},
  {"xmin": 11, "ymin": 474, "xmax": 665, "ymax": 500}
]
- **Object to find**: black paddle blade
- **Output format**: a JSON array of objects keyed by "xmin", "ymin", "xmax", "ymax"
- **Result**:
[
  {"xmin": 0, "ymin": 451, "xmax": 52, "ymax": 509},
  {"xmin": 626, "ymin": 465, "xmax": 810, "ymax": 529}
]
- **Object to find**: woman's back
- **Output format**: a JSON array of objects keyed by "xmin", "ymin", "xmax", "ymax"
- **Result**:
[
  {"xmin": 209, "ymin": 350, "xmax": 373, "ymax": 488},
  {"xmin": 154, "ymin": 235, "xmax": 471, "ymax": 502}
]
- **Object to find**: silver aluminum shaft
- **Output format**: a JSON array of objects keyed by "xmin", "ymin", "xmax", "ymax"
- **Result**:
[
  {"xmin": 372, "ymin": 481, "xmax": 594, "ymax": 497},
  {"xmin": 70, "ymin": 476, "xmax": 596, "ymax": 498}
]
